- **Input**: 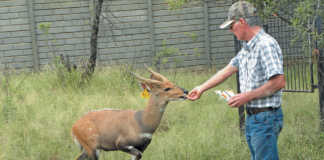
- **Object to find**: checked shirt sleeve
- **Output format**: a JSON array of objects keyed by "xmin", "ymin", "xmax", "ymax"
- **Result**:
[
  {"xmin": 259, "ymin": 40, "xmax": 284, "ymax": 80},
  {"xmin": 229, "ymin": 51, "xmax": 241, "ymax": 69}
]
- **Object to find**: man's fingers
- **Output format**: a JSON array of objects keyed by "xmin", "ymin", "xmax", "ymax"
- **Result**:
[
  {"xmin": 228, "ymin": 96, "xmax": 236, "ymax": 105},
  {"xmin": 187, "ymin": 90, "xmax": 200, "ymax": 101},
  {"xmin": 228, "ymin": 96, "xmax": 239, "ymax": 107},
  {"xmin": 188, "ymin": 92, "xmax": 195, "ymax": 98}
]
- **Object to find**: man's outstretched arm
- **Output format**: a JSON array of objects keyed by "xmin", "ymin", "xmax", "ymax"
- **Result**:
[{"xmin": 187, "ymin": 64, "xmax": 238, "ymax": 101}]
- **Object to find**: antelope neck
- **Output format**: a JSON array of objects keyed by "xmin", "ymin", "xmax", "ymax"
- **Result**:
[{"xmin": 135, "ymin": 95, "xmax": 168, "ymax": 133}]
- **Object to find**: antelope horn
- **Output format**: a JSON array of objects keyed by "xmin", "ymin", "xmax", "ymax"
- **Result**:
[
  {"xmin": 131, "ymin": 72, "xmax": 161, "ymax": 84},
  {"xmin": 144, "ymin": 64, "xmax": 168, "ymax": 82}
]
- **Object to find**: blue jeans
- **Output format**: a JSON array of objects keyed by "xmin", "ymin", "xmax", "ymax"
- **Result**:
[{"xmin": 245, "ymin": 107, "xmax": 283, "ymax": 160}]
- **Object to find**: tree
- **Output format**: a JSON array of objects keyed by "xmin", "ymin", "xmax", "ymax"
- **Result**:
[
  {"xmin": 252, "ymin": 0, "xmax": 323, "ymax": 47},
  {"xmin": 82, "ymin": 0, "xmax": 104, "ymax": 81}
]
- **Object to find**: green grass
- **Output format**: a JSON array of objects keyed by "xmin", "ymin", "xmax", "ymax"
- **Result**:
[{"xmin": 0, "ymin": 66, "xmax": 323, "ymax": 160}]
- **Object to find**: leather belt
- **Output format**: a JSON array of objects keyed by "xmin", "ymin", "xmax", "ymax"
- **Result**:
[{"xmin": 246, "ymin": 107, "xmax": 279, "ymax": 115}]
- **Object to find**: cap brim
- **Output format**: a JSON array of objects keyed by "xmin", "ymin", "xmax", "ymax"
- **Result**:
[{"xmin": 219, "ymin": 20, "xmax": 234, "ymax": 29}]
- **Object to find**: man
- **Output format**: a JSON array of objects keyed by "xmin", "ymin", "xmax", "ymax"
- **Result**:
[{"xmin": 187, "ymin": 1, "xmax": 285, "ymax": 160}]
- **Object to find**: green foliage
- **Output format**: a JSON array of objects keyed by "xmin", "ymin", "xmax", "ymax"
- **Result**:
[
  {"xmin": 172, "ymin": 0, "xmax": 324, "ymax": 49},
  {"xmin": 0, "ymin": 67, "xmax": 323, "ymax": 159},
  {"xmin": 249, "ymin": 0, "xmax": 324, "ymax": 48},
  {"xmin": 154, "ymin": 32, "xmax": 200, "ymax": 70},
  {"xmin": 38, "ymin": 21, "xmax": 60, "ymax": 61},
  {"xmin": 184, "ymin": 32, "xmax": 198, "ymax": 42},
  {"xmin": 38, "ymin": 22, "xmax": 52, "ymax": 35},
  {"xmin": 154, "ymin": 44, "xmax": 178, "ymax": 69},
  {"xmin": 166, "ymin": 0, "xmax": 189, "ymax": 10},
  {"xmin": 166, "ymin": 0, "xmax": 201, "ymax": 10},
  {"xmin": 154, "ymin": 39, "xmax": 182, "ymax": 69},
  {"xmin": 38, "ymin": 22, "xmax": 83, "ymax": 87},
  {"xmin": 49, "ymin": 56, "xmax": 84, "ymax": 89}
]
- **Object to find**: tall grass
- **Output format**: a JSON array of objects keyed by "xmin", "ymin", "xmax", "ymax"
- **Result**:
[{"xmin": 0, "ymin": 66, "xmax": 323, "ymax": 160}]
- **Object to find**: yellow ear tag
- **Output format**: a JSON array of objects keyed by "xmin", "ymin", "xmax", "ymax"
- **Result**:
[{"xmin": 141, "ymin": 89, "xmax": 150, "ymax": 99}]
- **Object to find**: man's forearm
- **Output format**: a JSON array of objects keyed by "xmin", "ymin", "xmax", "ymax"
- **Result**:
[
  {"xmin": 248, "ymin": 74, "xmax": 286, "ymax": 100},
  {"xmin": 200, "ymin": 65, "xmax": 237, "ymax": 92}
]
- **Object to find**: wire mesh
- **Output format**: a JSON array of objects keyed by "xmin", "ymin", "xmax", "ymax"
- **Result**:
[{"xmin": 266, "ymin": 16, "xmax": 315, "ymax": 92}]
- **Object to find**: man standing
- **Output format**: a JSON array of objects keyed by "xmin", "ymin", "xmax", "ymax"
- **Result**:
[{"xmin": 187, "ymin": 1, "xmax": 285, "ymax": 160}]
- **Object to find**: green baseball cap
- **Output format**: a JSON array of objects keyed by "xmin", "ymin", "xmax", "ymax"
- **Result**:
[{"xmin": 219, "ymin": 1, "xmax": 257, "ymax": 29}]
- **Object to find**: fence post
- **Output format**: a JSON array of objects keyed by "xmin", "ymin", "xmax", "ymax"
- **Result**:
[
  {"xmin": 203, "ymin": 0, "xmax": 211, "ymax": 68},
  {"xmin": 147, "ymin": 0, "xmax": 157, "ymax": 69},
  {"xmin": 319, "ymin": 48, "xmax": 324, "ymax": 132},
  {"xmin": 26, "ymin": 0, "xmax": 40, "ymax": 71},
  {"xmin": 316, "ymin": 16, "xmax": 324, "ymax": 131},
  {"xmin": 233, "ymin": 36, "xmax": 245, "ymax": 137}
]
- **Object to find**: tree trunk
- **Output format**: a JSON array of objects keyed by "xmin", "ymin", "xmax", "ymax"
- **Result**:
[{"xmin": 82, "ymin": 0, "xmax": 104, "ymax": 81}]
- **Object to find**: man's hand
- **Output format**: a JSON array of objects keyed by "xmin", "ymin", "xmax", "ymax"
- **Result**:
[
  {"xmin": 187, "ymin": 86, "xmax": 203, "ymax": 101},
  {"xmin": 228, "ymin": 92, "xmax": 252, "ymax": 107},
  {"xmin": 228, "ymin": 74, "xmax": 285, "ymax": 107}
]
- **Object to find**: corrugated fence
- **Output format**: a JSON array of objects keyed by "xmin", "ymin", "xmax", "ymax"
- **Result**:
[{"xmin": 0, "ymin": 0, "xmax": 235, "ymax": 70}]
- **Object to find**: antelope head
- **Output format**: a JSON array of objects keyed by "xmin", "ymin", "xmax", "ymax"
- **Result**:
[{"xmin": 133, "ymin": 66, "xmax": 188, "ymax": 102}]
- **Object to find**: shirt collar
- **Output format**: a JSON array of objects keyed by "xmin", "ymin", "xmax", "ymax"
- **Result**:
[{"xmin": 242, "ymin": 29, "xmax": 264, "ymax": 52}]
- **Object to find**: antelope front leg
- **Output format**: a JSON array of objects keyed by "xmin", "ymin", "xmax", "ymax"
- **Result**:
[
  {"xmin": 131, "ymin": 155, "xmax": 140, "ymax": 160},
  {"xmin": 124, "ymin": 146, "xmax": 142, "ymax": 160},
  {"xmin": 75, "ymin": 152, "xmax": 88, "ymax": 160}
]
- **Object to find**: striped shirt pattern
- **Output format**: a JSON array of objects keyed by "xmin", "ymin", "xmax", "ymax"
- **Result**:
[{"xmin": 230, "ymin": 29, "xmax": 284, "ymax": 108}]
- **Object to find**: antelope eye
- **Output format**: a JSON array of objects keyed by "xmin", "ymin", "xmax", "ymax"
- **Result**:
[{"xmin": 164, "ymin": 88, "xmax": 172, "ymax": 92}]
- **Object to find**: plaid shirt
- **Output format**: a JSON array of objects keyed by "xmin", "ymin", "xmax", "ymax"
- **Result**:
[{"xmin": 230, "ymin": 29, "xmax": 284, "ymax": 108}]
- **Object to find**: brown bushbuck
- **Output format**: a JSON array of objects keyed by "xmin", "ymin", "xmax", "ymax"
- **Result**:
[{"xmin": 71, "ymin": 67, "xmax": 188, "ymax": 160}]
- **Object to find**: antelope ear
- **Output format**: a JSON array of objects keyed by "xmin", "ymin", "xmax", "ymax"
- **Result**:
[
  {"xmin": 144, "ymin": 64, "xmax": 168, "ymax": 82},
  {"xmin": 132, "ymin": 72, "xmax": 146, "ymax": 82},
  {"xmin": 132, "ymin": 72, "xmax": 162, "ymax": 85},
  {"xmin": 150, "ymin": 74, "xmax": 165, "ymax": 82},
  {"xmin": 140, "ymin": 83, "xmax": 151, "ymax": 92}
]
